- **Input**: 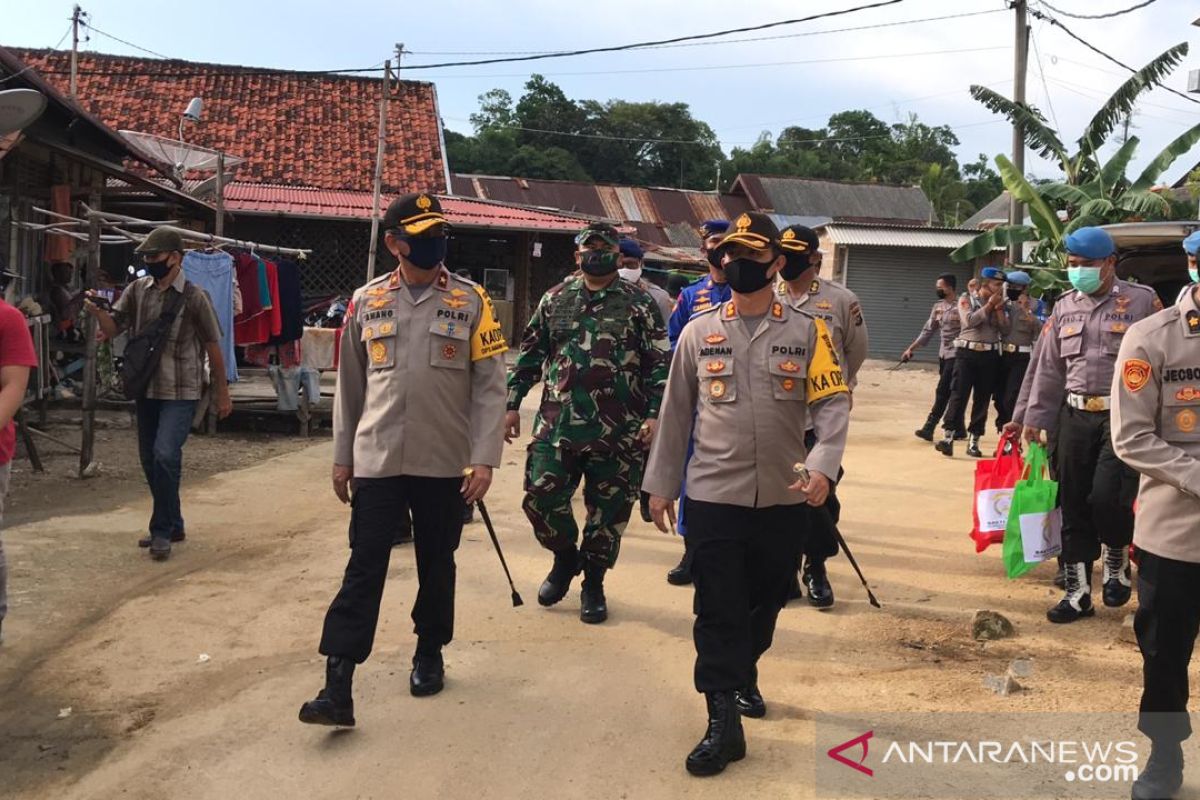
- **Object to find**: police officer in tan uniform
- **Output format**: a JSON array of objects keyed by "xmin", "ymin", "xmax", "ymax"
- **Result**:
[
  {"xmin": 775, "ymin": 224, "xmax": 867, "ymax": 609},
  {"xmin": 644, "ymin": 212, "xmax": 851, "ymax": 777},
  {"xmin": 994, "ymin": 270, "xmax": 1040, "ymax": 432},
  {"xmin": 1111, "ymin": 281, "xmax": 1200, "ymax": 800},
  {"xmin": 299, "ymin": 194, "xmax": 508, "ymax": 727},
  {"xmin": 936, "ymin": 266, "xmax": 1009, "ymax": 458},
  {"xmin": 1023, "ymin": 227, "xmax": 1160, "ymax": 624},
  {"xmin": 904, "ymin": 273, "xmax": 965, "ymax": 441}
]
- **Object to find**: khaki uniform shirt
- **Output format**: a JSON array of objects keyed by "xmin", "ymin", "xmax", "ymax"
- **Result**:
[
  {"xmin": 333, "ymin": 266, "xmax": 508, "ymax": 479},
  {"xmin": 1110, "ymin": 288, "xmax": 1200, "ymax": 562},
  {"xmin": 635, "ymin": 278, "xmax": 674, "ymax": 326},
  {"xmin": 957, "ymin": 293, "xmax": 1009, "ymax": 345},
  {"xmin": 912, "ymin": 298, "xmax": 961, "ymax": 360},
  {"xmin": 643, "ymin": 299, "xmax": 851, "ymax": 508},
  {"xmin": 1025, "ymin": 280, "xmax": 1160, "ymax": 432},
  {"xmin": 1003, "ymin": 300, "xmax": 1040, "ymax": 348},
  {"xmin": 1010, "ymin": 334, "xmax": 1049, "ymax": 426},
  {"xmin": 776, "ymin": 276, "xmax": 869, "ymax": 389},
  {"xmin": 112, "ymin": 270, "xmax": 222, "ymax": 401}
]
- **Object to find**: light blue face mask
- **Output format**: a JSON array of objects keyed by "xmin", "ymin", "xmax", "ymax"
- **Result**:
[
  {"xmin": 1190, "ymin": 266, "xmax": 1199, "ymax": 284},
  {"xmin": 1067, "ymin": 265, "xmax": 1103, "ymax": 294}
]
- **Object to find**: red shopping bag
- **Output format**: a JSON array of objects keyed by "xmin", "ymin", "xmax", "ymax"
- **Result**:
[{"xmin": 970, "ymin": 432, "xmax": 1024, "ymax": 553}]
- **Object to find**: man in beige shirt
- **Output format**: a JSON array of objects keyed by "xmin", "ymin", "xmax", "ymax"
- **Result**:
[
  {"xmin": 1110, "ymin": 280, "xmax": 1200, "ymax": 800},
  {"xmin": 644, "ymin": 212, "xmax": 850, "ymax": 777},
  {"xmin": 86, "ymin": 228, "xmax": 231, "ymax": 562},
  {"xmin": 299, "ymin": 194, "xmax": 507, "ymax": 728}
]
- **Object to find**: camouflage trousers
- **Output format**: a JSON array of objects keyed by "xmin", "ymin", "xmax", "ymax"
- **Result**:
[{"xmin": 522, "ymin": 440, "xmax": 642, "ymax": 569}]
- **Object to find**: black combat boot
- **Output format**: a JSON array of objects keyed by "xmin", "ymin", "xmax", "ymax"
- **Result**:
[
  {"xmin": 803, "ymin": 557, "xmax": 835, "ymax": 609},
  {"xmin": 538, "ymin": 546, "xmax": 579, "ymax": 606},
  {"xmin": 1103, "ymin": 545, "xmax": 1133, "ymax": 608},
  {"xmin": 914, "ymin": 416, "xmax": 938, "ymax": 441},
  {"xmin": 1053, "ymin": 557, "xmax": 1066, "ymax": 590},
  {"xmin": 667, "ymin": 546, "xmax": 694, "ymax": 586},
  {"xmin": 735, "ymin": 667, "xmax": 767, "ymax": 719},
  {"xmin": 1131, "ymin": 740, "xmax": 1184, "ymax": 800},
  {"xmin": 686, "ymin": 691, "xmax": 747, "ymax": 776},
  {"xmin": 580, "ymin": 561, "xmax": 609, "ymax": 624},
  {"xmin": 953, "ymin": 429, "xmax": 968, "ymax": 441},
  {"xmin": 1047, "ymin": 562, "xmax": 1094, "ymax": 623},
  {"xmin": 298, "ymin": 656, "xmax": 356, "ymax": 727},
  {"xmin": 639, "ymin": 491, "xmax": 653, "ymax": 524},
  {"xmin": 934, "ymin": 429, "xmax": 954, "ymax": 457},
  {"xmin": 410, "ymin": 642, "xmax": 445, "ymax": 697},
  {"xmin": 966, "ymin": 434, "xmax": 983, "ymax": 458},
  {"xmin": 462, "ymin": 502, "xmax": 475, "ymax": 525}
]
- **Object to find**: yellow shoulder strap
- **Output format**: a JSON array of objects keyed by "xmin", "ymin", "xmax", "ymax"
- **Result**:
[
  {"xmin": 470, "ymin": 284, "xmax": 509, "ymax": 361},
  {"xmin": 806, "ymin": 317, "xmax": 849, "ymax": 404}
]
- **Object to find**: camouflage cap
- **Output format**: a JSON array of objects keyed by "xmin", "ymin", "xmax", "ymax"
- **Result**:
[{"xmin": 135, "ymin": 227, "xmax": 184, "ymax": 254}]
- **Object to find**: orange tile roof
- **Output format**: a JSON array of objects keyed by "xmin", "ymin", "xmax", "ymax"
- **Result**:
[{"xmin": 11, "ymin": 48, "xmax": 447, "ymax": 195}]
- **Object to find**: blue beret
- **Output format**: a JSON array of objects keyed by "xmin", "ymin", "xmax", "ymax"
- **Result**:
[
  {"xmin": 1064, "ymin": 227, "xmax": 1115, "ymax": 259},
  {"xmin": 1183, "ymin": 230, "xmax": 1200, "ymax": 256},
  {"xmin": 1005, "ymin": 270, "xmax": 1032, "ymax": 286},
  {"xmin": 618, "ymin": 239, "xmax": 644, "ymax": 259},
  {"xmin": 699, "ymin": 219, "xmax": 730, "ymax": 237},
  {"xmin": 980, "ymin": 266, "xmax": 1006, "ymax": 281}
]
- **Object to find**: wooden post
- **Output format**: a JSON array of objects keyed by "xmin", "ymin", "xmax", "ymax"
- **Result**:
[
  {"xmin": 365, "ymin": 60, "xmax": 391, "ymax": 281},
  {"xmin": 79, "ymin": 187, "xmax": 101, "ymax": 476}
]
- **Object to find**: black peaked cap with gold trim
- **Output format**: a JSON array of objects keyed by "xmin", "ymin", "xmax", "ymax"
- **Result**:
[
  {"xmin": 716, "ymin": 211, "xmax": 781, "ymax": 253},
  {"xmin": 383, "ymin": 192, "xmax": 448, "ymax": 236}
]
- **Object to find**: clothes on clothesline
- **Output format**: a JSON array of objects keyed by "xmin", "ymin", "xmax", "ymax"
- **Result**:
[
  {"xmin": 233, "ymin": 252, "xmax": 283, "ymax": 346},
  {"xmin": 268, "ymin": 259, "xmax": 304, "ymax": 346},
  {"xmin": 267, "ymin": 365, "xmax": 322, "ymax": 412},
  {"xmin": 244, "ymin": 341, "xmax": 302, "ymax": 369},
  {"xmin": 182, "ymin": 250, "xmax": 239, "ymax": 384},
  {"xmin": 300, "ymin": 326, "xmax": 340, "ymax": 371}
]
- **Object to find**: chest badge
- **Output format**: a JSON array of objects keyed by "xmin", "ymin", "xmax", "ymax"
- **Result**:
[
  {"xmin": 781, "ymin": 378, "xmax": 796, "ymax": 392},
  {"xmin": 1111, "ymin": 322, "xmax": 1128, "ymax": 333},
  {"xmin": 1115, "ymin": 296, "xmax": 1131, "ymax": 312},
  {"xmin": 442, "ymin": 344, "xmax": 458, "ymax": 360},
  {"xmin": 1188, "ymin": 311, "xmax": 1200, "ymax": 332},
  {"xmin": 379, "ymin": 322, "xmax": 395, "ymax": 336},
  {"xmin": 367, "ymin": 298, "xmax": 393, "ymax": 310},
  {"xmin": 449, "ymin": 288, "xmax": 468, "ymax": 298},
  {"xmin": 704, "ymin": 333, "xmax": 727, "ymax": 345},
  {"xmin": 1178, "ymin": 408, "xmax": 1198, "ymax": 433},
  {"xmin": 442, "ymin": 296, "xmax": 469, "ymax": 310},
  {"xmin": 363, "ymin": 326, "xmax": 375, "ymax": 339},
  {"xmin": 705, "ymin": 360, "xmax": 726, "ymax": 373},
  {"xmin": 809, "ymin": 280, "xmax": 820, "ymax": 295},
  {"xmin": 771, "ymin": 302, "xmax": 784, "ymax": 319},
  {"xmin": 815, "ymin": 300, "xmax": 833, "ymax": 311},
  {"xmin": 366, "ymin": 286, "xmax": 390, "ymax": 297},
  {"xmin": 370, "ymin": 341, "xmax": 388, "ymax": 364},
  {"xmin": 1177, "ymin": 386, "xmax": 1200, "ymax": 402},
  {"xmin": 709, "ymin": 378, "xmax": 728, "ymax": 399},
  {"xmin": 779, "ymin": 359, "xmax": 802, "ymax": 374},
  {"xmin": 724, "ymin": 303, "xmax": 737, "ymax": 320}
]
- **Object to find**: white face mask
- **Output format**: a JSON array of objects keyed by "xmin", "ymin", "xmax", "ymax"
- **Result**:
[{"xmin": 618, "ymin": 266, "xmax": 643, "ymax": 283}]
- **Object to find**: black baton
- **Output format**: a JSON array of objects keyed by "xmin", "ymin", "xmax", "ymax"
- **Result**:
[
  {"xmin": 476, "ymin": 498, "xmax": 524, "ymax": 608},
  {"xmin": 820, "ymin": 506, "xmax": 881, "ymax": 609}
]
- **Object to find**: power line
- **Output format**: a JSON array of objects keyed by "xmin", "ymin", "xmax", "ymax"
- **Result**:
[
  {"xmin": 403, "ymin": 0, "xmax": 910, "ymax": 70},
  {"xmin": 411, "ymin": 45, "xmax": 1010, "ymax": 80},
  {"xmin": 1029, "ymin": 23, "xmax": 1061, "ymax": 130},
  {"xmin": 0, "ymin": 21, "xmax": 74, "ymax": 84},
  {"xmin": 1034, "ymin": 0, "xmax": 1158, "ymax": 20},
  {"xmin": 80, "ymin": 21, "xmax": 172, "ymax": 60},
  {"xmin": 407, "ymin": 8, "xmax": 1003, "ymax": 56},
  {"xmin": 1030, "ymin": 7, "xmax": 1200, "ymax": 105}
]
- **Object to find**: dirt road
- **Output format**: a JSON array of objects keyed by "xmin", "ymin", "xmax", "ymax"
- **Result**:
[{"xmin": 0, "ymin": 365, "xmax": 1148, "ymax": 799}]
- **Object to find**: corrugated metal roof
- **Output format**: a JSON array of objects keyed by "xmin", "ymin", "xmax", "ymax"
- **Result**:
[
  {"xmin": 740, "ymin": 175, "xmax": 934, "ymax": 224},
  {"xmin": 962, "ymin": 192, "xmax": 1012, "ymax": 228},
  {"xmin": 768, "ymin": 214, "xmax": 834, "ymax": 231},
  {"xmin": 216, "ymin": 182, "xmax": 585, "ymax": 231},
  {"xmin": 822, "ymin": 223, "xmax": 994, "ymax": 249}
]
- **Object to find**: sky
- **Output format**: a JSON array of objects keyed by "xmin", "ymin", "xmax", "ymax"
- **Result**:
[{"xmin": 3, "ymin": 0, "xmax": 1199, "ymax": 187}]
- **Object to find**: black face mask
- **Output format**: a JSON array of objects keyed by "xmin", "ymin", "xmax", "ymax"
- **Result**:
[
  {"xmin": 145, "ymin": 258, "xmax": 173, "ymax": 280},
  {"xmin": 780, "ymin": 252, "xmax": 810, "ymax": 282},
  {"xmin": 705, "ymin": 249, "xmax": 724, "ymax": 270},
  {"xmin": 405, "ymin": 236, "xmax": 448, "ymax": 270},
  {"xmin": 723, "ymin": 258, "xmax": 774, "ymax": 294},
  {"xmin": 580, "ymin": 250, "xmax": 619, "ymax": 276},
  {"xmin": 936, "ymin": 288, "xmax": 948, "ymax": 300},
  {"xmin": 1006, "ymin": 287, "xmax": 1024, "ymax": 301}
]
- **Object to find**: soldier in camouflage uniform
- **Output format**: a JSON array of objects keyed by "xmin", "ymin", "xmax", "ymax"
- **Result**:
[{"xmin": 505, "ymin": 222, "xmax": 669, "ymax": 624}]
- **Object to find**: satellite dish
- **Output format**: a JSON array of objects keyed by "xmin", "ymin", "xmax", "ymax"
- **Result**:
[
  {"xmin": 0, "ymin": 89, "xmax": 48, "ymax": 136},
  {"xmin": 118, "ymin": 129, "xmax": 245, "ymax": 175}
]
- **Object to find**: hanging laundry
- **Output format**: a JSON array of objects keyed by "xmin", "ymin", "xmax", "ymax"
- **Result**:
[
  {"xmin": 182, "ymin": 250, "xmax": 239, "ymax": 384},
  {"xmin": 267, "ymin": 259, "xmax": 304, "ymax": 344},
  {"xmin": 44, "ymin": 185, "xmax": 75, "ymax": 263}
]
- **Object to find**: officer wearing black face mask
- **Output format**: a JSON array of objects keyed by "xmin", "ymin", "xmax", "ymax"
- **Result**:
[
  {"xmin": 993, "ymin": 270, "xmax": 1040, "ymax": 433},
  {"xmin": 300, "ymin": 193, "xmax": 509, "ymax": 727}
]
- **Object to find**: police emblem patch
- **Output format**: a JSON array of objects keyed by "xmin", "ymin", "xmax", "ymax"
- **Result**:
[
  {"xmin": 781, "ymin": 378, "xmax": 795, "ymax": 392},
  {"xmin": 815, "ymin": 300, "xmax": 833, "ymax": 311},
  {"xmin": 449, "ymin": 288, "xmax": 468, "ymax": 297},
  {"xmin": 1111, "ymin": 322, "xmax": 1127, "ymax": 333},
  {"xmin": 416, "ymin": 194, "xmax": 433, "ymax": 211},
  {"xmin": 1188, "ymin": 311, "xmax": 1200, "ymax": 332},
  {"xmin": 1176, "ymin": 386, "xmax": 1200, "ymax": 402},
  {"xmin": 704, "ymin": 333, "xmax": 727, "ymax": 345},
  {"xmin": 442, "ymin": 344, "xmax": 457, "ymax": 360},
  {"xmin": 709, "ymin": 379, "xmax": 727, "ymax": 399},
  {"xmin": 370, "ymin": 341, "xmax": 388, "ymax": 364},
  {"xmin": 735, "ymin": 213, "xmax": 752, "ymax": 232},
  {"xmin": 442, "ymin": 296, "xmax": 469, "ymax": 309},
  {"xmin": 779, "ymin": 359, "xmax": 801, "ymax": 374},
  {"xmin": 367, "ymin": 298, "xmax": 393, "ymax": 310},
  {"xmin": 379, "ymin": 322, "xmax": 394, "ymax": 335},
  {"xmin": 1122, "ymin": 358, "xmax": 1152, "ymax": 393},
  {"xmin": 705, "ymin": 360, "xmax": 726, "ymax": 373},
  {"xmin": 1178, "ymin": 408, "xmax": 1198, "ymax": 433}
]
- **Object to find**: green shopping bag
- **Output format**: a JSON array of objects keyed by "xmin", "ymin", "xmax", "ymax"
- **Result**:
[{"xmin": 1002, "ymin": 443, "xmax": 1063, "ymax": 579}]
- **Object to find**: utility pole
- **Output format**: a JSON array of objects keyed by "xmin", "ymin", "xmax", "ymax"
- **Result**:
[
  {"xmin": 1008, "ymin": 0, "xmax": 1029, "ymax": 265},
  {"xmin": 69, "ymin": 5, "xmax": 83, "ymax": 98},
  {"xmin": 366, "ymin": 59, "xmax": 392, "ymax": 281}
]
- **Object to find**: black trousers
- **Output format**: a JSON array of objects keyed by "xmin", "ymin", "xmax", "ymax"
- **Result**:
[
  {"xmin": 992, "ymin": 352, "xmax": 1030, "ymax": 431},
  {"xmin": 801, "ymin": 428, "xmax": 841, "ymax": 562},
  {"xmin": 1055, "ymin": 406, "xmax": 1138, "ymax": 563},
  {"xmin": 686, "ymin": 498, "xmax": 807, "ymax": 692},
  {"xmin": 942, "ymin": 348, "xmax": 998, "ymax": 436},
  {"xmin": 319, "ymin": 476, "xmax": 465, "ymax": 664},
  {"xmin": 924, "ymin": 356, "xmax": 964, "ymax": 431},
  {"xmin": 1135, "ymin": 550, "xmax": 1200, "ymax": 744}
]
